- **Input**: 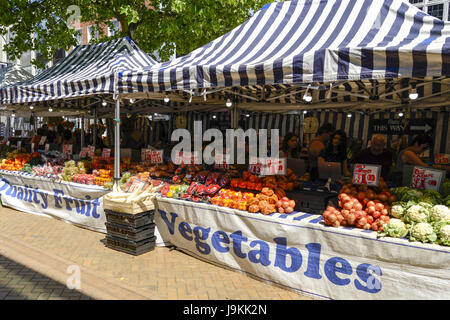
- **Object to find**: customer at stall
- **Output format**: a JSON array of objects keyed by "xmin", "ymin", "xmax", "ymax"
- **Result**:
[
  {"xmin": 307, "ymin": 123, "xmax": 336, "ymax": 181},
  {"xmin": 280, "ymin": 133, "xmax": 300, "ymax": 158},
  {"xmin": 318, "ymin": 130, "xmax": 351, "ymax": 177},
  {"xmin": 352, "ymin": 134, "xmax": 393, "ymax": 181},
  {"xmin": 61, "ymin": 129, "xmax": 75, "ymax": 154},
  {"xmin": 391, "ymin": 134, "xmax": 434, "ymax": 185}
]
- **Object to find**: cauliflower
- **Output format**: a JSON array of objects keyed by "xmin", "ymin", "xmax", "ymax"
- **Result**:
[
  {"xmin": 430, "ymin": 205, "xmax": 450, "ymax": 222},
  {"xmin": 410, "ymin": 223, "xmax": 437, "ymax": 243},
  {"xmin": 390, "ymin": 205, "xmax": 405, "ymax": 219},
  {"xmin": 438, "ymin": 224, "xmax": 450, "ymax": 246},
  {"xmin": 405, "ymin": 204, "xmax": 429, "ymax": 223},
  {"xmin": 381, "ymin": 218, "xmax": 408, "ymax": 238}
]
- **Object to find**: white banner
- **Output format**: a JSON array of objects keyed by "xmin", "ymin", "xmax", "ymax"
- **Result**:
[
  {"xmin": 0, "ymin": 171, "xmax": 109, "ymax": 233},
  {"xmin": 155, "ymin": 197, "xmax": 450, "ymax": 300}
]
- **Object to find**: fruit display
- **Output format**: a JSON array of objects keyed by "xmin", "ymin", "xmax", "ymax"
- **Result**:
[
  {"xmin": 323, "ymin": 179, "xmax": 395, "ymax": 231},
  {"xmin": 230, "ymin": 169, "xmax": 300, "ymax": 192},
  {"xmin": 0, "ymin": 153, "xmax": 32, "ymax": 171}
]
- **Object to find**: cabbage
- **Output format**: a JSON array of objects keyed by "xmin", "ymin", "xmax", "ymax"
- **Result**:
[{"xmin": 380, "ymin": 219, "xmax": 408, "ymax": 238}]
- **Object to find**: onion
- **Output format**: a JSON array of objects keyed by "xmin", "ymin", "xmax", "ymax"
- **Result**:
[
  {"xmin": 373, "ymin": 211, "xmax": 381, "ymax": 219},
  {"xmin": 378, "ymin": 194, "xmax": 388, "ymax": 202},
  {"xmin": 358, "ymin": 217, "xmax": 367, "ymax": 225},
  {"xmin": 366, "ymin": 206, "xmax": 376, "ymax": 215},
  {"xmin": 388, "ymin": 195, "xmax": 396, "ymax": 203},
  {"xmin": 288, "ymin": 200, "xmax": 295, "ymax": 208},
  {"xmin": 367, "ymin": 201, "xmax": 376, "ymax": 208},
  {"xmin": 382, "ymin": 208, "xmax": 389, "ymax": 216},
  {"xmin": 285, "ymin": 207, "xmax": 294, "ymax": 213},
  {"xmin": 328, "ymin": 214, "xmax": 337, "ymax": 223},
  {"xmin": 278, "ymin": 207, "xmax": 285, "ymax": 213},
  {"xmin": 332, "ymin": 220, "xmax": 340, "ymax": 227},
  {"xmin": 343, "ymin": 202, "xmax": 353, "ymax": 210},
  {"xmin": 375, "ymin": 203, "xmax": 384, "ymax": 212},
  {"xmin": 336, "ymin": 214, "xmax": 344, "ymax": 223},
  {"xmin": 354, "ymin": 202, "xmax": 363, "ymax": 211},
  {"xmin": 366, "ymin": 215, "xmax": 374, "ymax": 224},
  {"xmin": 363, "ymin": 223, "xmax": 371, "ymax": 230}
]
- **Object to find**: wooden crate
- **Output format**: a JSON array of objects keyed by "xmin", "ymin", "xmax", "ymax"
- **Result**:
[{"xmin": 103, "ymin": 198, "xmax": 155, "ymax": 214}]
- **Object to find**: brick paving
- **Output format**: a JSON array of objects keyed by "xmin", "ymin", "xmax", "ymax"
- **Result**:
[{"xmin": 0, "ymin": 206, "xmax": 312, "ymax": 300}]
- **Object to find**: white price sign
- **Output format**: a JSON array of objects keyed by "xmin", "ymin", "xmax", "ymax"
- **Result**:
[
  {"xmin": 63, "ymin": 144, "xmax": 73, "ymax": 155},
  {"xmin": 411, "ymin": 166, "xmax": 445, "ymax": 192},
  {"xmin": 435, "ymin": 154, "xmax": 450, "ymax": 165},
  {"xmin": 352, "ymin": 164, "xmax": 381, "ymax": 187},
  {"xmin": 141, "ymin": 149, "xmax": 151, "ymax": 162},
  {"xmin": 79, "ymin": 147, "xmax": 88, "ymax": 158},
  {"xmin": 151, "ymin": 150, "xmax": 164, "ymax": 164},
  {"xmin": 248, "ymin": 157, "xmax": 263, "ymax": 175},
  {"xmin": 102, "ymin": 148, "xmax": 111, "ymax": 159},
  {"xmin": 261, "ymin": 157, "xmax": 287, "ymax": 176},
  {"xmin": 87, "ymin": 145, "xmax": 95, "ymax": 157},
  {"xmin": 17, "ymin": 141, "xmax": 22, "ymax": 150}
]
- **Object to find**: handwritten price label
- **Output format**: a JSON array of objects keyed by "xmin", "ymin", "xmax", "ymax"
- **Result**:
[
  {"xmin": 352, "ymin": 164, "xmax": 381, "ymax": 187},
  {"xmin": 151, "ymin": 150, "xmax": 163, "ymax": 164},
  {"xmin": 411, "ymin": 166, "xmax": 444, "ymax": 192},
  {"xmin": 249, "ymin": 157, "xmax": 263, "ymax": 175},
  {"xmin": 87, "ymin": 145, "xmax": 95, "ymax": 157},
  {"xmin": 214, "ymin": 154, "xmax": 230, "ymax": 170},
  {"xmin": 176, "ymin": 151, "xmax": 201, "ymax": 165},
  {"xmin": 125, "ymin": 179, "xmax": 146, "ymax": 193},
  {"xmin": 102, "ymin": 148, "xmax": 111, "ymax": 160},
  {"xmin": 435, "ymin": 154, "xmax": 450, "ymax": 165},
  {"xmin": 63, "ymin": 144, "xmax": 73, "ymax": 155},
  {"xmin": 79, "ymin": 147, "xmax": 88, "ymax": 158},
  {"xmin": 261, "ymin": 158, "xmax": 287, "ymax": 176},
  {"xmin": 141, "ymin": 149, "xmax": 151, "ymax": 162}
]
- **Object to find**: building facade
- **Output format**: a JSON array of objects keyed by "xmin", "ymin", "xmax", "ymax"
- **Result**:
[{"xmin": 409, "ymin": 0, "xmax": 450, "ymax": 20}]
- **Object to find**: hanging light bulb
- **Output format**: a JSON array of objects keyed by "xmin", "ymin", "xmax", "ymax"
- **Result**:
[
  {"xmin": 347, "ymin": 113, "xmax": 352, "ymax": 118},
  {"xmin": 29, "ymin": 105, "xmax": 34, "ymax": 110},
  {"xmin": 164, "ymin": 95, "xmax": 170, "ymax": 103},
  {"xmin": 102, "ymin": 100, "xmax": 107, "ymax": 106},
  {"xmin": 303, "ymin": 85, "xmax": 312, "ymax": 102},
  {"xmin": 303, "ymin": 110, "xmax": 307, "ymax": 114},
  {"xmin": 246, "ymin": 114, "xmax": 250, "ymax": 118},
  {"xmin": 226, "ymin": 99, "xmax": 233, "ymax": 107},
  {"xmin": 212, "ymin": 114, "xmax": 217, "ymax": 119},
  {"xmin": 409, "ymin": 88, "xmax": 418, "ymax": 100},
  {"xmin": 48, "ymin": 107, "xmax": 53, "ymax": 112},
  {"xmin": 129, "ymin": 98, "xmax": 134, "ymax": 104},
  {"xmin": 398, "ymin": 112, "xmax": 404, "ymax": 117}
]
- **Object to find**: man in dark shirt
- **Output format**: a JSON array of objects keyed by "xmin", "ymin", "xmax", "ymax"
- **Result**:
[{"xmin": 352, "ymin": 134, "xmax": 393, "ymax": 181}]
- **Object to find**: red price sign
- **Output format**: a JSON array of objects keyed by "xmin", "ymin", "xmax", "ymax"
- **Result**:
[
  {"xmin": 63, "ymin": 144, "xmax": 73, "ymax": 155},
  {"xmin": 435, "ymin": 154, "xmax": 450, "ymax": 165},
  {"xmin": 249, "ymin": 157, "xmax": 263, "ymax": 175},
  {"xmin": 102, "ymin": 148, "xmax": 111, "ymax": 159},
  {"xmin": 352, "ymin": 164, "xmax": 381, "ymax": 187},
  {"xmin": 411, "ymin": 166, "xmax": 444, "ymax": 192},
  {"xmin": 87, "ymin": 145, "xmax": 95, "ymax": 157},
  {"xmin": 151, "ymin": 150, "xmax": 163, "ymax": 164},
  {"xmin": 79, "ymin": 147, "xmax": 88, "ymax": 158},
  {"xmin": 261, "ymin": 157, "xmax": 287, "ymax": 176}
]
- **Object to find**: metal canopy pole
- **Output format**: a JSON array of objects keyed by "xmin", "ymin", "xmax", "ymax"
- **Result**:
[
  {"xmin": 114, "ymin": 98, "xmax": 121, "ymax": 182},
  {"xmin": 93, "ymin": 106, "xmax": 97, "ymax": 150},
  {"xmin": 80, "ymin": 113, "xmax": 85, "ymax": 149}
]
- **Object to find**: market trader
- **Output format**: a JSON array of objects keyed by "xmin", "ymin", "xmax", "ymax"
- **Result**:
[{"xmin": 352, "ymin": 134, "xmax": 393, "ymax": 181}]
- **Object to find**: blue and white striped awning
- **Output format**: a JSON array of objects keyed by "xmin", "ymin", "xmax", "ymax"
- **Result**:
[
  {"xmin": 0, "ymin": 65, "xmax": 33, "ymax": 88},
  {"xmin": 0, "ymin": 37, "xmax": 156, "ymax": 105},
  {"xmin": 119, "ymin": 0, "xmax": 450, "ymax": 94}
]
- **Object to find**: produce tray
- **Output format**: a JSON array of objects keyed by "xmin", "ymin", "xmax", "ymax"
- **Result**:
[
  {"xmin": 104, "ymin": 209, "xmax": 154, "ymax": 228},
  {"xmin": 103, "ymin": 198, "xmax": 155, "ymax": 214},
  {"xmin": 286, "ymin": 190, "xmax": 338, "ymax": 215},
  {"xmin": 104, "ymin": 235, "xmax": 156, "ymax": 256},
  {"xmin": 105, "ymin": 222, "xmax": 155, "ymax": 242}
]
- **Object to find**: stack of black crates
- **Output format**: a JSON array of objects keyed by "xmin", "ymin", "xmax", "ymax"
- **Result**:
[{"xmin": 104, "ymin": 209, "xmax": 156, "ymax": 256}]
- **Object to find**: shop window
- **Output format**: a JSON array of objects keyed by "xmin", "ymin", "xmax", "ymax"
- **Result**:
[{"xmin": 428, "ymin": 3, "xmax": 444, "ymax": 20}]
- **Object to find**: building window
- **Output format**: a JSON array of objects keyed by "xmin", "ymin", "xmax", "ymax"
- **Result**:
[
  {"xmin": 87, "ymin": 26, "xmax": 99, "ymax": 43},
  {"xmin": 75, "ymin": 28, "xmax": 83, "ymax": 45},
  {"xmin": 108, "ymin": 20, "xmax": 121, "ymax": 37},
  {"xmin": 428, "ymin": 3, "xmax": 444, "ymax": 20},
  {"xmin": 409, "ymin": 0, "xmax": 424, "ymax": 3}
]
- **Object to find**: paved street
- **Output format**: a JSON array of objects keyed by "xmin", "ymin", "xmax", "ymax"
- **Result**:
[{"xmin": 0, "ymin": 205, "xmax": 312, "ymax": 300}]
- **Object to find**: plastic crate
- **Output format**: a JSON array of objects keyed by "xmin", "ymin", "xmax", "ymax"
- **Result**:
[
  {"xmin": 105, "ymin": 235, "xmax": 156, "ymax": 256},
  {"xmin": 286, "ymin": 190, "xmax": 338, "ymax": 215},
  {"xmin": 106, "ymin": 222, "xmax": 155, "ymax": 242},
  {"xmin": 104, "ymin": 209, "xmax": 154, "ymax": 228}
]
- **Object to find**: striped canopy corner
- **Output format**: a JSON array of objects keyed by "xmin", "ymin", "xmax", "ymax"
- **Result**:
[
  {"xmin": 0, "ymin": 65, "xmax": 33, "ymax": 88},
  {"xmin": 119, "ymin": 0, "xmax": 450, "ymax": 94},
  {"xmin": 0, "ymin": 37, "xmax": 156, "ymax": 105}
]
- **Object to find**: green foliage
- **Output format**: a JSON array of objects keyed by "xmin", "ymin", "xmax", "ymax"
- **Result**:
[{"xmin": 0, "ymin": 0, "xmax": 273, "ymax": 68}]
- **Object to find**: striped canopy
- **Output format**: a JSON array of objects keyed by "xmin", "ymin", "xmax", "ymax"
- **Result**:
[
  {"xmin": 119, "ymin": 0, "xmax": 450, "ymax": 95},
  {"xmin": 0, "ymin": 65, "xmax": 33, "ymax": 88},
  {"xmin": 0, "ymin": 37, "xmax": 156, "ymax": 105}
]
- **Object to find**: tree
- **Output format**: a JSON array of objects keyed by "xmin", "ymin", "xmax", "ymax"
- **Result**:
[{"xmin": 0, "ymin": 0, "xmax": 273, "ymax": 69}]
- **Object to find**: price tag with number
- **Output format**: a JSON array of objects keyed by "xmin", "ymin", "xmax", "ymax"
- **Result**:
[
  {"xmin": 87, "ymin": 145, "xmax": 95, "ymax": 157},
  {"xmin": 125, "ymin": 179, "xmax": 147, "ymax": 193},
  {"xmin": 411, "ymin": 166, "xmax": 445, "ymax": 192},
  {"xmin": 102, "ymin": 148, "xmax": 111, "ymax": 159},
  {"xmin": 80, "ymin": 147, "xmax": 88, "ymax": 158},
  {"xmin": 352, "ymin": 164, "xmax": 381, "ymax": 187},
  {"xmin": 249, "ymin": 157, "xmax": 263, "ymax": 175},
  {"xmin": 45, "ymin": 144, "xmax": 50, "ymax": 155},
  {"xmin": 63, "ymin": 144, "xmax": 73, "ymax": 155},
  {"xmin": 151, "ymin": 150, "xmax": 164, "ymax": 164},
  {"xmin": 435, "ymin": 154, "xmax": 450, "ymax": 165},
  {"xmin": 141, "ymin": 149, "xmax": 151, "ymax": 162},
  {"xmin": 261, "ymin": 157, "xmax": 287, "ymax": 176}
]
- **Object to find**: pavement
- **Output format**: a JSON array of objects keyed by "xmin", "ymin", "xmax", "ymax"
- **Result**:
[{"xmin": 0, "ymin": 205, "xmax": 313, "ymax": 300}]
